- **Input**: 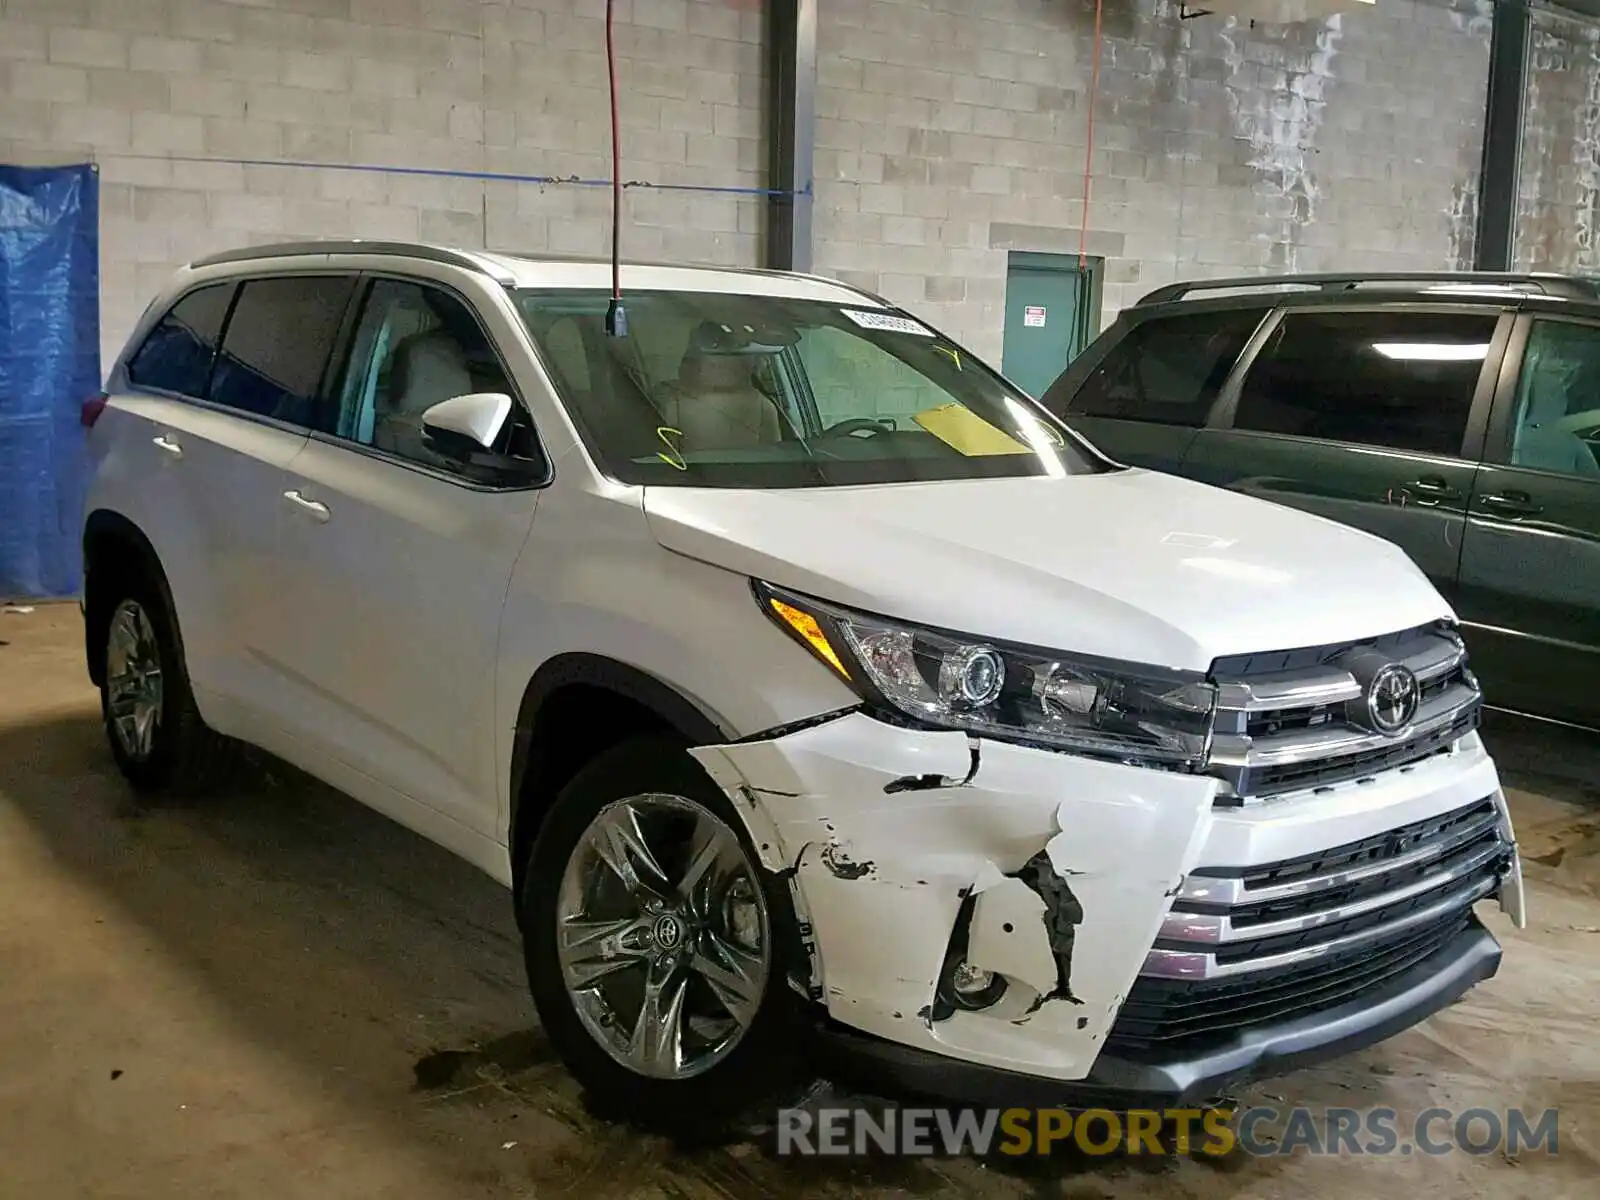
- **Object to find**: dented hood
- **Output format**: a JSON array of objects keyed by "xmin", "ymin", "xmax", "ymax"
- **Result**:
[{"xmin": 642, "ymin": 469, "xmax": 1453, "ymax": 672}]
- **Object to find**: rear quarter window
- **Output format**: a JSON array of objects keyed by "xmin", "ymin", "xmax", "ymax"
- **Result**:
[
  {"xmin": 1047, "ymin": 307, "xmax": 1265, "ymax": 427},
  {"xmin": 125, "ymin": 283, "xmax": 235, "ymax": 398}
]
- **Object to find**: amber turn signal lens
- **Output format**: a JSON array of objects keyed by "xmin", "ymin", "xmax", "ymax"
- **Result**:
[{"xmin": 768, "ymin": 598, "xmax": 851, "ymax": 681}]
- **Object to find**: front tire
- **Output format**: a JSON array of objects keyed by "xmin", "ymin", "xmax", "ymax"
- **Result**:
[
  {"xmin": 520, "ymin": 736, "xmax": 804, "ymax": 1132},
  {"xmin": 99, "ymin": 576, "xmax": 236, "ymax": 797}
]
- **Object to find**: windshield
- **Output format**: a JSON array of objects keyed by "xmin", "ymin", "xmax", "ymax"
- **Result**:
[{"xmin": 515, "ymin": 289, "xmax": 1109, "ymax": 487}]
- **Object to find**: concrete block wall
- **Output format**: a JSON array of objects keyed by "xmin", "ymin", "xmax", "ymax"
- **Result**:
[
  {"xmin": 813, "ymin": 0, "xmax": 1495, "ymax": 363},
  {"xmin": 1517, "ymin": 3, "xmax": 1600, "ymax": 272},
  {"xmin": 0, "ymin": 0, "xmax": 767, "ymax": 368},
  {"xmin": 0, "ymin": 0, "xmax": 1518, "ymax": 375}
]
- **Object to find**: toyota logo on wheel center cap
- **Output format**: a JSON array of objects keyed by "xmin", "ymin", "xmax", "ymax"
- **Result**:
[
  {"xmin": 1366, "ymin": 663, "xmax": 1420, "ymax": 735},
  {"xmin": 651, "ymin": 914, "xmax": 685, "ymax": 950}
]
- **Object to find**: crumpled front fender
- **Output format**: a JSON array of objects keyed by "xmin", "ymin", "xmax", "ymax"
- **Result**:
[{"xmin": 691, "ymin": 712, "xmax": 1220, "ymax": 1081}]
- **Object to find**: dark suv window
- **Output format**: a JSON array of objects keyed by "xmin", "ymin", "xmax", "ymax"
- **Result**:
[
  {"xmin": 1509, "ymin": 319, "xmax": 1600, "ymax": 477},
  {"xmin": 1234, "ymin": 310, "xmax": 1497, "ymax": 457},
  {"xmin": 126, "ymin": 283, "xmax": 235, "ymax": 398},
  {"xmin": 1049, "ymin": 307, "xmax": 1264, "ymax": 427},
  {"xmin": 208, "ymin": 275, "xmax": 356, "ymax": 428}
]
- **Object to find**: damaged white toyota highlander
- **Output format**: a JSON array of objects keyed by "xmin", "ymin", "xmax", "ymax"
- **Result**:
[{"xmin": 82, "ymin": 242, "xmax": 1526, "ymax": 1128}]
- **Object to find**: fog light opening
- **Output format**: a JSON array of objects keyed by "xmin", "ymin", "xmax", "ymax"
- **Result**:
[
  {"xmin": 929, "ymin": 894, "xmax": 1012, "ymax": 1021},
  {"xmin": 944, "ymin": 956, "xmax": 1008, "ymax": 1011}
]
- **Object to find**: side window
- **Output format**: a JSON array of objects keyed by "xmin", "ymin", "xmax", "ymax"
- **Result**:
[
  {"xmin": 1509, "ymin": 320, "xmax": 1600, "ymax": 478},
  {"xmin": 1053, "ymin": 308, "xmax": 1264, "ymax": 427},
  {"xmin": 335, "ymin": 278, "xmax": 542, "ymax": 485},
  {"xmin": 126, "ymin": 283, "xmax": 235, "ymax": 397},
  {"xmin": 208, "ymin": 275, "xmax": 355, "ymax": 429},
  {"xmin": 1234, "ymin": 311, "xmax": 1497, "ymax": 457}
]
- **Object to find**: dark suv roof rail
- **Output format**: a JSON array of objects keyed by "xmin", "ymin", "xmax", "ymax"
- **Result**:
[
  {"xmin": 188, "ymin": 240, "xmax": 519, "ymax": 284},
  {"xmin": 1137, "ymin": 272, "xmax": 1600, "ymax": 305}
]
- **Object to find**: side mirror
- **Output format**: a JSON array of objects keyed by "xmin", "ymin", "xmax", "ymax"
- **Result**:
[{"xmin": 420, "ymin": 392, "xmax": 513, "ymax": 456}]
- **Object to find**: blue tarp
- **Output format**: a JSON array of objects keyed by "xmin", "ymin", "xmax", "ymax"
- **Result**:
[{"xmin": 0, "ymin": 164, "xmax": 100, "ymax": 600}]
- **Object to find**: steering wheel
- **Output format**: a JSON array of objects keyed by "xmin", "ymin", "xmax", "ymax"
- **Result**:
[{"xmin": 820, "ymin": 417, "xmax": 892, "ymax": 438}]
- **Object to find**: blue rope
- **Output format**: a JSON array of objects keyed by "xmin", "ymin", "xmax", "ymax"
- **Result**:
[{"xmin": 125, "ymin": 153, "xmax": 811, "ymax": 198}]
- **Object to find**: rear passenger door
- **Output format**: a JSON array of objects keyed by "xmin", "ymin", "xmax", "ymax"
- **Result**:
[
  {"xmin": 1456, "ymin": 315, "xmax": 1600, "ymax": 728},
  {"xmin": 1041, "ymin": 306, "xmax": 1267, "ymax": 472},
  {"xmin": 1185, "ymin": 307, "xmax": 1508, "ymax": 600},
  {"xmin": 182, "ymin": 273, "xmax": 358, "ymax": 727},
  {"xmin": 111, "ymin": 274, "xmax": 355, "ymax": 732}
]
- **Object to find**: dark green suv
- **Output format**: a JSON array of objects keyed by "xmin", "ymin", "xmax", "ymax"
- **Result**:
[{"xmin": 1042, "ymin": 272, "xmax": 1600, "ymax": 733}]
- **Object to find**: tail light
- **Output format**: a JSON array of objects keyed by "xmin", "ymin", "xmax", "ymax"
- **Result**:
[{"xmin": 81, "ymin": 392, "xmax": 108, "ymax": 428}]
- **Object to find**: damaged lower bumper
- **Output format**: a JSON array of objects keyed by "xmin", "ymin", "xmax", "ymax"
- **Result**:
[
  {"xmin": 692, "ymin": 713, "xmax": 1525, "ymax": 1103},
  {"xmin": 805, "ymin": 916, "xmax": 1503, "ymax": 1106}
]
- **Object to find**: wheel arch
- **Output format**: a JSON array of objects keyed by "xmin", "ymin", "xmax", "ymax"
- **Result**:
[
  {"xmin": 508, "ymin": 653, "xmax": 734, "ymax": 899},
  {"xmin": 82, "ymin": 510, "xmax": 183, "ymax": 689}
]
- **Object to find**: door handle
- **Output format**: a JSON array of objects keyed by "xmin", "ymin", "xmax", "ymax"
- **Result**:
[
  {"xmin": 151, "ymin": 435, "xmax": 183, "ymax": 459},
  {"xmin": 1401, "ymin": 476, "xmax": 1462, "ymax": 506},
  {"xmin": 1476, "ymin": 489, "xmax": 1542, "ymax": 518},
  {"xmin": 283, "ymin": 489, "xmax": 331, "ymax": 522}
]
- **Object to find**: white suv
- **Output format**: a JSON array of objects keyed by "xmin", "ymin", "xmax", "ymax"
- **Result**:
[{"xmin": 82, "ymin": 241, "xmax": 1526, "ymax": 1126}]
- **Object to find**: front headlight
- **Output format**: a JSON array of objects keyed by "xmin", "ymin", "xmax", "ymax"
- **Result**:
[{"xmin": 756, "ymin": 581, "xmax": 1216, "ymax": 769}]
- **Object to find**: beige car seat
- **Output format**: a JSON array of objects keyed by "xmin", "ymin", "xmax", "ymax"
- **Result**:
[
  {"xmin": 659, "ymin": 347, "xmax": 782, "ymax": 452},
  {"xmin": 374, "ymin": 329, "xmax": 473, "ymax": 459}
]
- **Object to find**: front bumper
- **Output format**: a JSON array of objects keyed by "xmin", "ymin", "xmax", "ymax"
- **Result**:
[
  {"xmin": 692, "ymin": 712, "xmax": 1525, "ymax": 1098},
  {"xmin": 806, "ymin": 918, "xmax": 1502, "ymax": 1106}
]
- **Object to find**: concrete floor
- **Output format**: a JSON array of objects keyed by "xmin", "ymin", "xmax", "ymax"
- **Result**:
[{"xmin": 2, "ymin": 601, "xmax": 1598, "ymax": 1199}]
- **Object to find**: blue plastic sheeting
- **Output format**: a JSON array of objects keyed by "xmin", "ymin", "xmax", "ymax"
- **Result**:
[{"xmin": 0, "ymin": 164, "xmax": 100, "ymax": 600}]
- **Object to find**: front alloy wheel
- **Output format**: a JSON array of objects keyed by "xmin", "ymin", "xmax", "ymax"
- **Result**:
[
  {"xmin": 556, "ymin": 794, "xmax": 771, "ymax": 1081},
  {"xmin": 522, "ymin": 736, "xmax": 801, "ymax": 1129}
]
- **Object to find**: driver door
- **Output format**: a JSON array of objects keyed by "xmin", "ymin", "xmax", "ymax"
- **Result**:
[{"xmin": 271, "ymin": 275, "xmax": 545, "ymax": 836}]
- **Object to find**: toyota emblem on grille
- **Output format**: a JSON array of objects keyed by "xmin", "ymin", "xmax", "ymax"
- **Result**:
[{"xmin": 1366, "ymin": 664, "xmax": 1420, "ymax": 735}]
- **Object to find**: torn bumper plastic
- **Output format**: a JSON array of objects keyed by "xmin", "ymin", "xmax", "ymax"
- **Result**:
[{"xmin": 692, "ymin": 714, "xmax": 1524, "ymax": 1098}]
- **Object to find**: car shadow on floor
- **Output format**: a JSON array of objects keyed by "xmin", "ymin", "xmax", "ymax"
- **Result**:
[{"xmin": 3, "ymin": 709, "xmax": 1271, "ymax": 1198}]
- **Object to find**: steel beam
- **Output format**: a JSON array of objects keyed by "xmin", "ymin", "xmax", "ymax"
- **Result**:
[
  {"xmin": 1475, "ymin": 0, "xmax": 1531, "ymax": 272},
  {"xmin": 765, "ymin": 0, "xmax": 816, "ymax": 272}
]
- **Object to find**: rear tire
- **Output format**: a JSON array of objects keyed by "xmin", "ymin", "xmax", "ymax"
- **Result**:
[
  {"xmin": 520, "ymin": 735, "xmax": 806, "ymax": 1133},
  {"xmin": 99, "ymin": 572, "xmax": 237, "ymax": 797}
]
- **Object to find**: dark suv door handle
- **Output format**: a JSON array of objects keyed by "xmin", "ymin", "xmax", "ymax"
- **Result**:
[
  {"xmin": 1400, "ymin": 476, "xmax": 1462, "ymax": 505},
  {"xmin": 1477, "ymin": 489, "xmax": 1542, "ymax": 518}
]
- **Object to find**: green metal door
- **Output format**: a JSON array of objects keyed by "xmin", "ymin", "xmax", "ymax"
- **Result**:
[{"xmin": 1002, "ymin": 259, "xmax": 1088, "ymax": 398}]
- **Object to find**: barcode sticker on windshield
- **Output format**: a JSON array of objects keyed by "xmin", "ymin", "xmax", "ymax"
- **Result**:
[{"xmin": 843, "ymin": 309, "xmax": 934, "ymax": 336}]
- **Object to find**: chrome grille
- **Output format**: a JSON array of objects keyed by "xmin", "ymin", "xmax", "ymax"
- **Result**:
[
  {"xmin": 1105, "ymin": 913, "xmax": 1478, "ymax": 1056},
  {"xmin": 1105, "ymin": 797, "xmax": 1512, "ymax": 1054},
  {"xmin": 1207, "ymin": 621, "xmax": 1481, "ymax": 800},
  {"xmin": 1143, "ymin": 797, "xmax": 1509, "ymax": 982}
]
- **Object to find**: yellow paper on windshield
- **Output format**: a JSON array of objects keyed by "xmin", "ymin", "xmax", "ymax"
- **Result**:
[{"xmin": 913, "ymin": 403, "xmax": 1030, "ymax": 456}]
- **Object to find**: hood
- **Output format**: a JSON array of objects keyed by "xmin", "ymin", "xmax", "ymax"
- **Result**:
[{"xmin": 642, "ymin": 470, "xmax": 1454, "ymax": 672}]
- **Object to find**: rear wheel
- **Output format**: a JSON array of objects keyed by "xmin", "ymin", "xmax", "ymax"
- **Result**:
[
  {"xmin": 99, "ymin": 577, "xmax": 237, "ymax": 796},
  {"xmin": 521, "ymin": 736, "xmax": 804, "ymax": 1131}
]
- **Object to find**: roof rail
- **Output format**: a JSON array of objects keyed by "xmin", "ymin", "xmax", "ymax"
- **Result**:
[
  {"xmin": 488, "ymin": 250, "xmax": 889, "ymax": 302},
  {"xmin": 188, "ymin": 240, "xmax": 519, "ymax": 285},
  {"xmin": 189, "ymin": 241, "xmax": 897, "ymax": 306},
  {"xmin": 1136, "ymin": 272, "xmax": 1600, "ymax": 306}
]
